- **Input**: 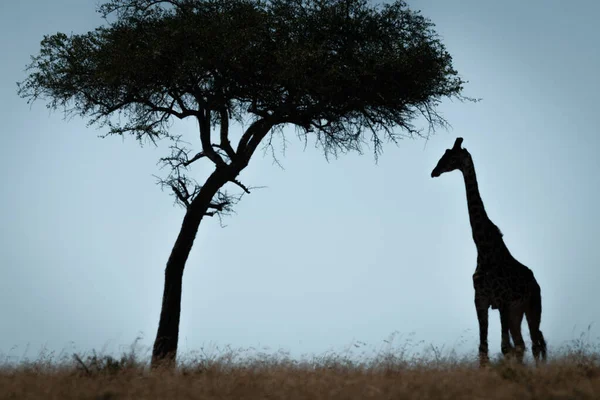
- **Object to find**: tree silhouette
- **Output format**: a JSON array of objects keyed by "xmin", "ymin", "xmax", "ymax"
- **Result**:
[{"xmin": 18, "ymin": 0, "xmax": 471, "ymax": 366}]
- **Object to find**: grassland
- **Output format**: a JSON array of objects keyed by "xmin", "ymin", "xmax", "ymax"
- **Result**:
[{"xmin": 1, "ymin": 337, "xmax": 599, "ymax": 400}]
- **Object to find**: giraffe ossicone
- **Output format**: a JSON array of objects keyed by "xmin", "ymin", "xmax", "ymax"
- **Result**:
[
  {"xmin": 452, "ymin": 137, "xmax": 463, "ymax": 149},
  {"xmin": 431, "ymin": 137, "xmax": 547, "ymax": 367}
]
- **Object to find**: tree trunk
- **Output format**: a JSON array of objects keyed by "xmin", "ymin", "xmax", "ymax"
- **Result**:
[
  {"xmin": 150, "ymin": 118, "xmax": 275, "ymax": 368},
  {"xmin": 151, "ymin": 168, "xmax": 229, "ymax": 367}
]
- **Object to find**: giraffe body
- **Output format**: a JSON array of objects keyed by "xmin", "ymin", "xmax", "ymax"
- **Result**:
[{"xmin": 431, "ymin": 138, "xmax": 547, "ymax": 366}]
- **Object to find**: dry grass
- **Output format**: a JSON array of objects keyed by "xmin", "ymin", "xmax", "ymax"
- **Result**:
[{"xmin": 1, "ymin": 336, "xmax": 599, "ymax": 400}]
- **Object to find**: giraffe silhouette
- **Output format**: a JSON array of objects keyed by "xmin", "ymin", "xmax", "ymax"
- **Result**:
[{"xmin": 431, "ymin": 137, "xmax": 547, "ymax": 366}]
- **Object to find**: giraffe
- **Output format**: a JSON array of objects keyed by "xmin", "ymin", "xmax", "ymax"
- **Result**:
[{"xmin": 431, "ymin": 137, "xmax": 547, "ymax": 367}]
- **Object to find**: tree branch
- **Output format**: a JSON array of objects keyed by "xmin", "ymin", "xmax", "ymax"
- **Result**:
[
  {"xmin": 245, "ymin": 119, "xmax": 277, "ymax": 161},
  {"xmin": 219, "ymin": 107, "xmax": 237, "ymax": 161},
  {"xmin": 171, "ymin": 185, "xmax": 190, "ymax": 208},
  {"xmin": 236, "ymin": 118, "xmax": 276, "ymax": 165},
  {"xmin": 177, "ymin": 177, "xmax": 191, "ymax": 199},
  {"xmin": 153, "ymin": 169, "xmax": 201, "ymax": 210},
  {"xmin": 230, "ymin": 179, "xmax": 251, "ymax": 194},
  {"xmin": 198, "ymin": 109, "xmax": 226, "ymax": 167},
  {"xmin": 99, "ymin": 0, "xmax": 185, "ymax": 19},
  {"xmin": 142, "ymin": 98, "xmax": 197, "ymax": 120},
  {"xmin": 207, "ymin": 201, "xmax": 228, "ymax": 211},
  {"xmin": 202, "ymin": 190, "xmax": 244, "ymax": 226},
  {"xmin": 168, "ymin": 90, "xmax": 192, "ymax": 117},
  {"xmin": 158, "ymin": 139, "xmax": 206, "ymax": 170},
  {"xmin": 183, "ymin": 152, "xmax": 205, "ymax": 167}
]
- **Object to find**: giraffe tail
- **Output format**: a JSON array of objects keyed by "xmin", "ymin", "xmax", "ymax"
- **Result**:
[{"xmin": 527, "ymin": 284, "xmax": 547, "ymax": 363}]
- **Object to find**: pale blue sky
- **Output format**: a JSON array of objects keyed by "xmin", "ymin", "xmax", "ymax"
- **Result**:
[{"xmin": 1, "ymin": 0, "xmax": 598, "ymax": 362}]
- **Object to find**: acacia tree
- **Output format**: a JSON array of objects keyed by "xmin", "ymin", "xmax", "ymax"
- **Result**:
[{"xmin": 18, "ymin": 0, "xmax": 470, "ymax": 366}]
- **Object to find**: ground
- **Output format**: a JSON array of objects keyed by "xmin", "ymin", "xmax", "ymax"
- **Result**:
[{"xmin": 2, "ymin": 340, "xmax": 599, "ymax": 400}]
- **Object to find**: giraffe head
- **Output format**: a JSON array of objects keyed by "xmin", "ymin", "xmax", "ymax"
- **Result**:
[{"xmin": 431, "ymin": 137, "xmax": 468, "ymax": 178}]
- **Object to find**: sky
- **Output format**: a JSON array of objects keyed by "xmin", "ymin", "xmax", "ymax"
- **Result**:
[{"xmin": 1, "ymin": 0, "xmax": 599, "ymax": 363}]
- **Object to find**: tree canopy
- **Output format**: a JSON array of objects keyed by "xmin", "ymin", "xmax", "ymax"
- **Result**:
[{"xmin": 19, "ymin": 0, "xmax": 465, "ymax": 161}]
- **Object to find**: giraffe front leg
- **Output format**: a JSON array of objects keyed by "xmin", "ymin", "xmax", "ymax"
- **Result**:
[
  {"xmin": 499, "ymin": 307, "xmax": 514, "ymax": 357},
  {"xmin": 508, "ymin": 307, "xmax": 526, "ymax": 365},
  {"xmin": 475, "ymin": 296, "xmax": 489, "ymax": 367}
]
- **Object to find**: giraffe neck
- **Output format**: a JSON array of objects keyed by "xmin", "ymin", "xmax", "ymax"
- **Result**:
[{"xmin": 460, "ymin": 153, "xmax": 503, "ymax": 255}]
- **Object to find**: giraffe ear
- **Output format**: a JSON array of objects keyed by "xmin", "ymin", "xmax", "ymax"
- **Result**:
[{"xmin": 452, "ymin": 137, "xmax": 463, "ymax": 150}]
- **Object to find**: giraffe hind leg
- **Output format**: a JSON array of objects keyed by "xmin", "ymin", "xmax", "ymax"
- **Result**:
[
  {"xmin": 475, "ymin": 297, "xmax": 489, "ymax": 367},
  {"xmin": 525, "ymin": 293, "xmax": 547, "ymax": 365}
]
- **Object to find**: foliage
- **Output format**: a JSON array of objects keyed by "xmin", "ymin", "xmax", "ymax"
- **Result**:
[{"xmin": 18, "ymin": 0, "xmax": 468, "ymax": 186}]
